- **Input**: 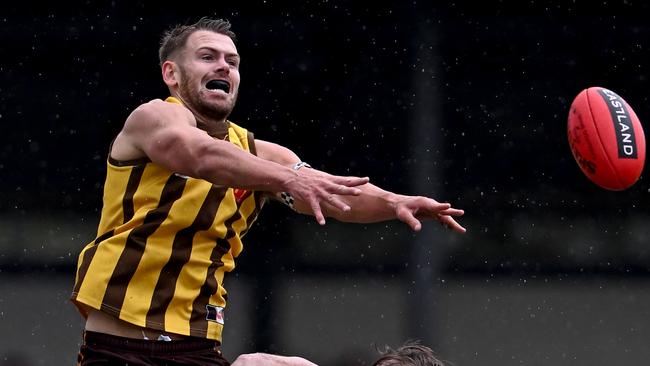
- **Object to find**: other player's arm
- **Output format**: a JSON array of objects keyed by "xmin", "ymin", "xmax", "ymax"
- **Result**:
[
  {"xmin": 256, "ymin": 140, "xmax": 466, "ymax": 233},
  {"xmin": 232, "ymin": 353, "xmax": 318, "ymax": 366}
]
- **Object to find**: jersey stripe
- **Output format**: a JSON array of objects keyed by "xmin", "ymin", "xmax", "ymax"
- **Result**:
[
  {"xmin": 239, "ymin": 191, "xmax": 265, "ymax": 238},
  {"xmin": 72, "ymin": 229, "xmax": 114, "ymax": 299},
  {"xmin": 72, "ymin": 165, "xmax": 145, "ymax": 305},
  {"xmin": 122, "ymin": 164, "xmax": 145, "ymax": 221},
  {"xmin": 188, "ymin": 201, "xmax": 243, "ymax": 337},
  {"xmin": 101, "ymin": 174, "xmax": 187, "ymax": 317},
  {"xmin": 145, "ymin": 185, "xmax": 228, "ymax": 330}
]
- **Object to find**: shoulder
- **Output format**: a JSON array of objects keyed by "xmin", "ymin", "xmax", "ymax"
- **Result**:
[
  {"xmin": 255, "ymin": 139, "xmax": 300, "ymax": 165},
  {"xmin": 125, "ymin": 99, "xmax": 196, "ymax": 130},
  {"xmin": 111, "ymin": 99, "xmax": 196, "ymax": 161}
]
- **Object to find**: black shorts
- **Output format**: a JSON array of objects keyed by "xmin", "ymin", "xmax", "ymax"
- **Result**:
[{"xmin": 77, "ymin": 331, "xmax": 230, "ymax": 366}]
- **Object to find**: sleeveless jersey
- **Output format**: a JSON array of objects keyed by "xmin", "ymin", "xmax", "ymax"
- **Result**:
[{"xmin": 71, "ymin": 97, "xmax": 265, "ymax": 341}]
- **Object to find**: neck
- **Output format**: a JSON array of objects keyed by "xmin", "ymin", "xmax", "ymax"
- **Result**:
[
  {"xmin": 171, "ymin": 93, "xmax": 230, "ymax": 139},
  {"xmin": 194, "ymin": 114, "xmax": 230, "ymax": 139}
]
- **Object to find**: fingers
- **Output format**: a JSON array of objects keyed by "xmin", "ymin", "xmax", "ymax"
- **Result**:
[
  {"xmin": 336, "ymin": 185, "xmax": 363, "ymax": 196},
  {"xmin": 435, "ymin": 205, "xmax": 466, "ymax": 233},
  {"xmin": 310, "ymin": 192, "xmax": 353, "ymax": 225},
  {"xmin": 421, "ymin": 199, "xmax": 464, "ymax": 218},
  {"xmin": 306, "ymin": 191, "xmax": 352, "ymax": 225},
  {"xmin": 438, "ymin": 215, "xmax": 466, "ymax": 233},
  {"xmin": 329, "ymin": 176, "xmax": 368, "ymax": 195},
  {"xmin": 327, "ymin": 195, "xmax": 351, "ymax": 212},
  {"xmin": 314, "ymin": 176, "xmax": 366, "ymax": 206},
  {"xmin": 397, "ymin": 207, "xmax": 422, "ymax": 231},
  {"xmin": 339, "ymin": 176, "xmax": 369, "ymax": 187},
  {"xmin": 431, "ymin": 201, "xmax": 452, "ymax": 211},
  {"xmin": 310, "ymin": 200, "xmax": 326, "ymax": 225},
  {"xmin": 408, "ymin": 198, "xmax": 466, "ymax": 233},
  {"xmin": 439, "ymin": 208, "xmax": 464, "ymax": 217}
]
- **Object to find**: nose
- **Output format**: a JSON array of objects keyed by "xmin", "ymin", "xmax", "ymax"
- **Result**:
[{"xmin": 215, "ymin": 56, "xmax": 230, "ymax": 74}]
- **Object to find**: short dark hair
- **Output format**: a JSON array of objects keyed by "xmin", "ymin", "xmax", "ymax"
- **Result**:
[
  {"xmin": 158, "ymin": 17, "xmax": 237, "ymax": 66},
  {"xmin": 372, "ymin": 341, "xmax": 445, "ymax": 366}
]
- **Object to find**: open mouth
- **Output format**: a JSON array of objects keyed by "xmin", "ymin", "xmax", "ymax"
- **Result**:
[{"xmin": 206, "ymin": 80, "xmax": 230, "ymax": 93}]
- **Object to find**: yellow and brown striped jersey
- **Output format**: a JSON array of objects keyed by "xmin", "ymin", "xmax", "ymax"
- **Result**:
[{"xmin": 71, "ymin": 97, "xmax": 264, "ymax": 341}]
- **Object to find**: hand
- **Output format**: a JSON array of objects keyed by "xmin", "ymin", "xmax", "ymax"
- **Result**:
[
  {"xmin": 232, "ymin": 353, "xmax": 319, "ymax": 366},
  {"xmin": 284, "ymin": 168, "xmax": 369, "ymax": 225},
  {"xmin": 394, "ymin": 195, "xmax": 466, "ymax": 233}
]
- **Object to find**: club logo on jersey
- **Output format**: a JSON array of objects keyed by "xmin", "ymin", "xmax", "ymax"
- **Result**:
[
  {"xmin": 206, "ymin": 304, "xmax": 225, "ymax": 325},
  {"xmin": 233, "ymin": 188, "xmax": 251, "ymax": 203}
]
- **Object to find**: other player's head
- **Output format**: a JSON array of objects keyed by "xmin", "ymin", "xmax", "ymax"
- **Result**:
[
  {"xmin": 159, "ymin": 17, "xmax": 240, "ymax": 122},
  {"xmin": 372, "ymin": 341, "xmax": 445, "ymax": 366}
]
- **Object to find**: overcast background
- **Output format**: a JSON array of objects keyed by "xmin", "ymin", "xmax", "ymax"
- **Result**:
[{"xmin": 2, "ymin": 2, "xmax": 650, "ymax": 365}]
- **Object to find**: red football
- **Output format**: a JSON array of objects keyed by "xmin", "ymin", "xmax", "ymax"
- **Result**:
[{"xmin": 567, "ymin": 87, "xmax": 646, "ymax": 190}]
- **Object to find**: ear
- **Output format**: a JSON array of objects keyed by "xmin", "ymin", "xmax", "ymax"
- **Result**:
[{"xmin": 162, "ymin": 60, "xmax": 179, "ymax": 87}]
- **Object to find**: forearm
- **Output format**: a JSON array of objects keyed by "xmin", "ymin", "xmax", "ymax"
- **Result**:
[
  {"xmin": 284, "ymin": 166, "xmax": 463, "ymax": 232},
  {"xmin": 337, "ymin": 184, "xmax": 404, "ymax": 223},
  {"xmin": 154, "ymin": 135, "xmax": 368, "ymax": 226},
  {"xmin": 123, "ymin": 101, "xmax": 299, "ymax": 193},
  {"xmin": 189, "ymin": 139, "xmax": 297, "ymax": 192},
  {"xmin": 314, "ymin": 183, "xmax": 402, "ymax": 223},
  {"xmin": 149, "ymin": 129, "xmax": 298, "ymax": 193}
]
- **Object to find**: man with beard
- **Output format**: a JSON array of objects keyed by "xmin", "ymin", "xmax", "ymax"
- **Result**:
[{"xmin": 71, "ymin": 17, "xmax": 466, "ymax": 365}]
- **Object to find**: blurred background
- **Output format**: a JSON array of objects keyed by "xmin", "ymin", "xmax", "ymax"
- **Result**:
[{"xmin": 3, "ymin": 1, "xmax": 650, "ymax": 365}]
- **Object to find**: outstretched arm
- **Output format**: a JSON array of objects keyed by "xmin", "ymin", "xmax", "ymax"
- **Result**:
[
  {"xmin": 111, "ymin": 99, "xmax": 368, "ymax": 223},
  {"xmin": 256, "ymin": 140, "xmax": 465, "ymax": 233},
  {"xmin": 297, "ymin": 170, "xmax": 466, "ymax": 233}
]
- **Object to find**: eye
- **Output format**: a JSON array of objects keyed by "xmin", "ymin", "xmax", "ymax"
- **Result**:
[
  {"xmin": 227, "ymin": 59, "xmax": 239, "ymax": 68},
  {"xmin": 201, "ymin": 54, "xmax": 214, "ymax": 61}
]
